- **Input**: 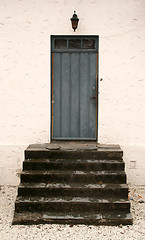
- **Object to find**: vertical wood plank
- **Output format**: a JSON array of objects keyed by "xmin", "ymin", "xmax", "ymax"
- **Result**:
[
  {"xmin": 51, "ymin": 52, "xmax": 54, "ymax": 139},
  {"xmin": 70, "ymin": 53, "xmax": 80, "ymax": 137},
  {"xmin": 96, "ymin": 52, "xmax": 99, "ymax": 140},
  {"xmin": 80, "ymin": 53, "xmax": 89, "ymax": 138},
  {"xmin": 89, "ymin": 53, "xmax": 97, "ymax": 138},
  {"xmin": 53, "ymin": 53, "xmax": 61, "ymax": 137},
  {"xmin": 61, "ymin": 53, "xmax": 70, "ymax": 137}
]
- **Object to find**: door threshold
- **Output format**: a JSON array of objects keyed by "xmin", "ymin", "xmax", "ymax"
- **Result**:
[
  {"xmin": 51, "ymin": 140, "xmax": 98, "ymax": 146},
  {"xmin": 52, "ymin": 138, "xmax": 97, "ymax": 141}
]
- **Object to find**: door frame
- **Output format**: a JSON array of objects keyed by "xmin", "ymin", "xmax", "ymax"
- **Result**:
[{"xmin": 50, "ymin": 35, "xmax": 99, "ymax": 142}]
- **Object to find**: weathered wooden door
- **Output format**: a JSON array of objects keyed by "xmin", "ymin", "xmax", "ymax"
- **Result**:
[{"xmin": 51, "ymin": 36, "xmax": 99, "ymax": 140}]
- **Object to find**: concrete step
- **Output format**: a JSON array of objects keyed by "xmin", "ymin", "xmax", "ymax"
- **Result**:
[
  {"xmin": 13, "ymin": 211, "xmax": 133, "ymax": 225},
  {"xmin": 25, "ymin": 148, "xmax": 123, "ymax": 160},
  {"xmin": 23, "ymin": 159, "xmax": 125, "ymax": 171},
  {"xmin": 13, "ymin": 144, "xmax": 132, "ymax": 226},
  {"xmin": 18, "ymin": 183, "xmax": 128, "ymax": 198},
  {"xmin": 15, "ymin": 196, "xmax": 130, "ymax": 213},
  {"xmin": 20, "ymin": 170, "xmax": 126, "ymax": 184}
]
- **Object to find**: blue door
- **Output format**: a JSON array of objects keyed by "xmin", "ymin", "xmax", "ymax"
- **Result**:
[{"xmin": 51, "ymin": 36, "xmax": 99, "ymax": 140}]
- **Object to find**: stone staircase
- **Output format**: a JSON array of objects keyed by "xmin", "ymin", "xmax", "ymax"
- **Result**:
[{"xmin": 13, "ymin": 143, "xmax": 133, "ymax": 225}]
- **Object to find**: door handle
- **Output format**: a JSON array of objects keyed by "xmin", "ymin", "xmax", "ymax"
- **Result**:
[{"xmin": 89, "ymin": 95, "xmax": 96, "ymax": 100}]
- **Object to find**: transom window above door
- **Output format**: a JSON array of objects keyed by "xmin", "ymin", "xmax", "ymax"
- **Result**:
[{"xmin": 52, "ymin": 36, "xmax": 98, "ymax": 52}]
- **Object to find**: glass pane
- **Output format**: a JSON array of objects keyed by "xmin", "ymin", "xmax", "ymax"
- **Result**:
[
  {"xmin": 83, "ymin": 39, "xmax": 95, "ymax": 49},
  {"xmin": 69, "ymin": 39, "xmax": 81, "ymax": 49},
  {"xmin": 54, "ymin": 39, "xmax": 67, "ymax": 49}
]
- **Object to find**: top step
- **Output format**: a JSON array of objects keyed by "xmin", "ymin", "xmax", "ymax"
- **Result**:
[{"xmin": 25, "ymin": 143, "xmax": 123, "ymax": 160}]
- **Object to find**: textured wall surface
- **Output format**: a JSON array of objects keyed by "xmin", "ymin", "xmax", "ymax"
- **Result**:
[{"xmin": 0, "ymin": 0, "xmax": 145, "ymax": 185}]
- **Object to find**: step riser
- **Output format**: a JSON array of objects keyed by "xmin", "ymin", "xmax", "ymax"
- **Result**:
[
  {"xmin": 13, "ymin": 218, "xmax": 133, "ymax": 226},
  {"xmin": 21, "ymin": 174, "xmax": 126, "ymax": 184},
  {"xmin": 23, "ymin": 162, "xmax": 125, "ymax": 171},
  {"xmin": 18, "ymin": 188, "xmax": 128, "ymax": 198},
  {"xmin": 15, "ymin": 202, "xmax": 130, "ymax": 213},
  {"xmin": 25, "ymin": 150, "xmax": 123, "ymax": 160}
]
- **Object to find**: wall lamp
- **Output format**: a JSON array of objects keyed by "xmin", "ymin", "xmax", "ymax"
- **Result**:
[{"xmin": 70, "ymin": 11, "xmax": 79, "ymax": 32}]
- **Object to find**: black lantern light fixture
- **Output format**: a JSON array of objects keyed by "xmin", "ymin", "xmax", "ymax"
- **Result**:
[{"xmin": 70, "ymin": 11, "xmax": 79, "ymax": 32}]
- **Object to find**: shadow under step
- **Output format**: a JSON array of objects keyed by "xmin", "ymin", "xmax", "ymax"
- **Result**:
[{"xmin": 13, "ymin": 211, "xmax": 133, "ymax": 226}]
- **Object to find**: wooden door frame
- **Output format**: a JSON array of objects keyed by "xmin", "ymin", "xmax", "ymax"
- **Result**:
[{"xmin": 50, "ymin": 35, "xmax": 99, "ymax": 142}]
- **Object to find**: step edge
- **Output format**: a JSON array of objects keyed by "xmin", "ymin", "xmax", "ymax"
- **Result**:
[
  {"xmin": 15, "ymin": 197, "xmax": 130, "ymax": 203},
  {"xmin": 18, "ymin": 183, "xmax": 129, "ymax": 189},
  {"xmin": 20, "ymin": 170, "xmax": 126, "ymax": 174}
]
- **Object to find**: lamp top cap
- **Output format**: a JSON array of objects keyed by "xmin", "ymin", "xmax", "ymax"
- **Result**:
[{"xmin": 71, "ymin": 10, "xmax": 79, "ymax": 21}]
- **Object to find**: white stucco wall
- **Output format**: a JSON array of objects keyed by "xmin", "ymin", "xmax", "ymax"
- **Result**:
[{"xmin": 0, "ymin": 0, "xmax": 145, "ymax": 185}]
